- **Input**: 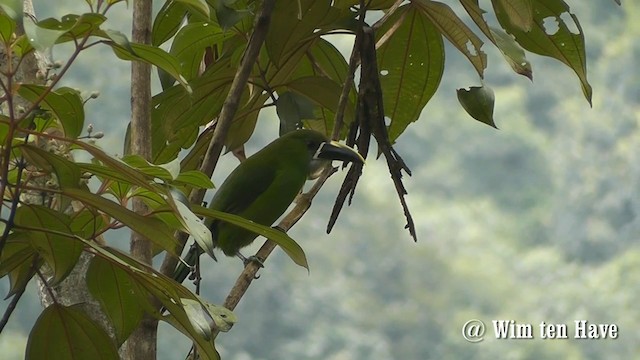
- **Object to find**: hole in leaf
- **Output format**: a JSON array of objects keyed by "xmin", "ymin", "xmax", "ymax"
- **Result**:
[
  {"xmin": 380, "ymin": 69, "xmax": 389, "ymax": 76},
  {"xmin": 559, "ymin": 12, "xmax": 580, "ymax": 34},
  {"xmin": 542, "ymin": 17, "xmax": 559, "ymax": 35},
  {"xmin": 465, "ymin": 40, "xmax": 478, "ymax": 56}
]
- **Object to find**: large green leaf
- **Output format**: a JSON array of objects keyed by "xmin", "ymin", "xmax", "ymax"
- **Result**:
[
  {"xmin": 493, "ymin": 0, "xmax": 591, "ymax": 104},
  {"xmin": 415, "ymin": 0, "xmax": 486, "ymax": 78},
  {"xmin": 168, "ymin": 22, "xmax": 234, "ymax": 83},
  {"xmin": 490, "ymin": 26, "xmax": 532, "ymax": 80},
  {"xmin": 121, "ymin": 154, "xmax": 174, "ymax": 181},
  {"xmin": 495, "ymin": 0, "xmax": 533, "ymax": 31},
  {"xmin": 17, "ymin": 85, "xmax": 85, "ymax": 138},
  {"xmin": 152, "ymin": 1, "xmax": 187, "ymax": 46},
  {"xmin": 377, "ymin": 3, "xmax": 445, "ymax": 141},
  {"xmin": 61, "ymin": 188, "xmax": 180, "ymax": 254},
  {"xmin": 72, "ymin": 139, "xmax": 163, "ymax": 192},
  {"xmin": 175, "ymin": 0, "xmax": 210, "ymax": 18},
  {"xmin": 104, "ymin": 30, "xmax": 191, "ymax": 91},
  {"xmin": 194, "ymin": 205, "xmax": 309, "ymax": 270},
  {"xmin": 285, "ymin": 76, "xmax": 356, "ymax": 135},
  {"xmin": 0, "ymin": 233, "xmax": 40, "ymax": 297},
  {"xmin": 276, "ymin": 91, "xmax": 315, "ymax": 135},
  {"xmin": 151, "ymin": 59, "xmax": 236, "ymax": 162},
  {"xmin": 222, "ymin": 92, "xmax": 270, "ymax": 152},
  {"xmin": 69, "ymin": 208, "xmax": 107, "ymax": 239},
  {"xmin": 86, "ymin": 245, "xmax": 221, "ymax": 359},
  {"xmin": 266, "ymin": 0, "xmax": 343, "ymax": 67},
  {"xmin": 0, "ymin": 12, "xmax": 16, "ymax": 44},
  {"xmin": 460, "ymin": 0, "xmax": 533, "ymax": 80},
  {"xmin": 0, "ymin": 0, "xmax": 22, "ymax": 21},
  {"xmin": 36, "ymin": 13, "xmax": 107, "ymax": 43},
  {"xmin": 174, "ymin": 170, "xmax": 215, "ymax": 189},
  {"xmin": 26, "ymin": 304, "xmax": 119, "ymax": 360},
  {"xmin": 87, "ymin": 256, "xmax": 146, "ymax": 345},
  {"xmin": 14, "ymin": 206, "xmax": 82, "ymax": 285},
  {"xmin": 23, "ymin": 19, "xmax": 66, "ymax": 51},
  {"xmin": 19, "ymin": 144, "xmax": 82, "ymax": 190}
]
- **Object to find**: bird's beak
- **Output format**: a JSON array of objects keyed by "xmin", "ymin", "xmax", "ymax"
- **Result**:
[{"xmin": 315, "ymin": 141, "xmax": 365, "ymax": 164}]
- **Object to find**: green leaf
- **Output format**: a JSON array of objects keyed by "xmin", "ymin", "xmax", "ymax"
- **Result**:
[
  {"xmin": 93, "ymin": 247, "xmax": 221, "ymax": 359},
  {"xmin": 17, "ymin": 85, "xmax": 85, "ymax": 138},
  {"xmin": 0, "ymin": 233, "xmax": 34, "ymax": 278},
  {"xmin": 37, "ymin": 13, "xmax": 107, "ymax": 43},
  {"xmin": 213, "ymin": 4, "xmax": 250, "ymax": 30},
  {"xmin": 122, "ymin": 154, "xmax": 174, "ymax": 181},
  {"xmin": 73, "ymin": 139, "xmax": 162, "ymax": 192},
  {"xmin": 61, "ymin": 188, "xmax": 180, "ymax": 255},
  {"xmin": 495, "ymin": 0, "xmax": 533, "ymax": 32},
  {"xmin": 0, "ymin": 233, "xmax": 39, "ymax": 297},
  {"xmin": 69, "ymin": 208, "xmax": 107, "ymax": 239},
  {"xmin": 0, "ymin": 0, "xmax": 22, "ymax": 21},
  {"xmin": 23, "ymin": 18, "xmax": 66, "ymax": 51},
  {"xmin": 490, "ymin": 26, "xmax": 532, "ymax": 80},
  {"xmin": 174, "ymin": 170, "xmax": 215, "ymax": 189},
  {"xmin": 456, "ymin": 85, "xmax": 496, "ymax": 128},
  {"xmin": 12, "ymin": 34, "xmax": 34, "ymax": 57},
  {"xmin": 0, "ymin": 12, "xmax": 16, "ymax": 44},
  {"xmin": 169, "ymin": 22, "xmax": 233, "ymax": 82},
  {"xmin": 222, "ymin": 93, "xmax": 270, "ymax": 152},
  {"xmin": 104, "ymin": 32, "xmax": 191, "ymax": 91},
  {"xmin": 169, "ymin": 197, "xmax": 214, "ymax": 259},
  {"xmin": 460, "ymin": 0, "xmax": 533, "ymax": 80},
  {"xmin": 14, "ymin": 205, "xmax": 82, "ymax": 285},
  {"xmin": 296, "ymin": 38, "xmax": 354, "ymax": 97},
  {"xmin": 194, "ymin": 205, "xmax": 309, "ymax": 270},
  {"xmin": 19, "ymin": 144, "xmax": 82, "ymax": 190},
  {"xmin": 377, "ymin": 3, "xmax": 445, "ymax": 141},
  {"xmin": 283, "ymin": 76, "xmax": 354, "ymax": 136},
  {"xmin": 26, "ymin": 304, "xmax": 119, "ymax": 360},
  {"xmin": 493, "ymin": 0, "xmax": 591, "ymax": 104},
  {"xmin": 175, "ymin": 0, "xmax": 210, "ymax": 18},
  {"xmin": 152, "ymin": 1, "xmax": 187, "ymax": 46},
  {"xmin": 276, "ymin": 91, "xmax": 313, "ymax": 135},
  {"xmin": 415, "ymin": 0, "xmax": 486, "ymax": 78},
  {"xmin": 151, "ymin": 60, "xmax": 236, "ymax": 162},
  {"xmin": 266, "ymin": 0, "xmax": 342, "ymax": 66},
  {"xmin": 287, "ymin": 76, "xmax": 354, "ymax": 119},
  {"xmin": 87, "ymin": 256, "xmax": 146, "ymax": 345}
]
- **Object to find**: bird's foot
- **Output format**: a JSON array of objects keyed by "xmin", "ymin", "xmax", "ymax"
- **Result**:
[{"xmin": 236, "ymin": 252, "xmax": 264, "ymax": 279}]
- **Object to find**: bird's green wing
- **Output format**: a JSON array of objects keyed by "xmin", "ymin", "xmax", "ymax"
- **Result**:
[{"xmin": 208, "ymin": 158, "xmax": 277, "ymax": 215}]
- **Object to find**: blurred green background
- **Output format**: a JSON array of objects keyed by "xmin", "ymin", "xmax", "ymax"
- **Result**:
[{"xmin": 1, "ymin": 1, "xmax": 638, "ymax": 359}]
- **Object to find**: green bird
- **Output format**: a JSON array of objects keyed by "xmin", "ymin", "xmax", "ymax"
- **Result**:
[{"xmin": 174, "ymin": 129, "xmax": 364, "ymax": 283}]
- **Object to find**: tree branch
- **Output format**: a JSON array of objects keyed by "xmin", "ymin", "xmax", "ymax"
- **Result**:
[{"xmin": 124, "ymin": 0, "xmax": 157, "ymax": 358}]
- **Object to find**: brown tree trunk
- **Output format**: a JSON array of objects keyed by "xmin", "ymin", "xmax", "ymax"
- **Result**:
[{"xmin": 122, "ymin": 0, "xmax": 158, "ymax": 358}]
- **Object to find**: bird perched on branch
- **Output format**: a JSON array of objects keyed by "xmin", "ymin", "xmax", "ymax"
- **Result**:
[{"xmin": 174, "ymin": 129, "xmax": 364, "ymax": 283}]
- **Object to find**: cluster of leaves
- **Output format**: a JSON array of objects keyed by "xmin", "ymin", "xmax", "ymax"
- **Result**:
[
  {"xmin": 0, "ymin": 0, "xmax": 616, "ymax": 359},
  {"xmin": 0, "ymin": 1, "xmax": 295, "ymax": 359}
]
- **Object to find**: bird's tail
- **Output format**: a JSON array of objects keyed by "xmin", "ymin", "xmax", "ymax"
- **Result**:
[{"xmin": 173, "ymin": 243, "xmax": 206, "ymax": 283}]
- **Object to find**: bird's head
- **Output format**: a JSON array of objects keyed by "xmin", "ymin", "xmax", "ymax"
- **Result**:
[{"xmin": 283, "ymin": 129, "xmax": 364, "ymax": 179}]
